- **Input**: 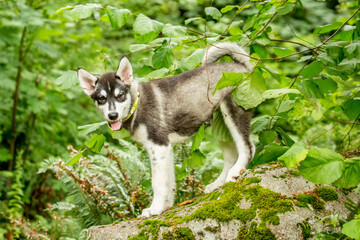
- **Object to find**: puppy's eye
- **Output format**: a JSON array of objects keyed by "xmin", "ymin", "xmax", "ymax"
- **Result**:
[
  {"xmin": 116, "ymin": 93, "xmax": 125, "ymax": 101},
  {"xmin": 97, "ymin": 95, "xmax": 106, "ymax": 104}
]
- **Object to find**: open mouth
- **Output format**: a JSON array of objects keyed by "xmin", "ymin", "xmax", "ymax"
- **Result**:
[{"xmin": 108, "ymin": 120, "xmax": 122, "ymax": 131}]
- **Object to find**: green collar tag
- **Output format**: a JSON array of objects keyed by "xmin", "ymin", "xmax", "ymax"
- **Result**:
[{"xmin": 123, "ymin": 92, "xmax": 139, "ymax": 122}]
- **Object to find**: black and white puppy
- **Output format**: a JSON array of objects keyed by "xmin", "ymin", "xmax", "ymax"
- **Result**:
[{"xmin": 77, "ymin": 42, "xmax": 254, "ymax": 217}]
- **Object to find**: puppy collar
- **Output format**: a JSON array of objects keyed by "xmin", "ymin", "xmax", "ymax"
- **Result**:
[{"xmin": 123, "ymin": 91, "xmax": 139, "ymax": 122}]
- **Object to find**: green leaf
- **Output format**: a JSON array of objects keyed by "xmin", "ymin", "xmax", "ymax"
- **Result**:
[
  {"xmin": 187, "ymin": 150, "xmax": 206, "ymax": 168},
  {"xmin": 232, "ymin": 81, "xmax": 262, "ymax": 110},
  {"xmin": 274, "ymin": 127, "xmax": 295, "ymax": 147},
  {"xmin": 55, "ymin": 70, "xmax": 78, "ymax": 90},
  {"xmin": 106, "ymin": 7, "xmax": 131, "ymax": 29},
  {"xmin": 184, "ymin": 17, "xmax": 205, "ymax": 25},
  {"xmin": 262, "ymin": 88, "xmax": 300, "ymax": 100},
  {"xmin": 212, "ymin": 110, "xmax": 233, "ymax": 142},
  {"xmin": 180, "ymin": 49, "xmax": 205, "ymax": 71},
  {"xmin": 277, "ymin": 3, "xmax": 295, "ymax": 15},
  {"xmin": 251, "ymin": 115, "xmax": 278, "ymax": 134},
  {"xmin": 129, "ymin": 44, "xmax": 150, "ymax": 52},
  {"xmin": 273, "ymin": 47, "xmax": 293, "ymax": 58},
  {"xmin": 278, "ymin": 142, "xmax": 308, "ymax": 168},
  {"xmin": 339, "ymin": 58, "xmax": 360, "ymax": 72},
  {"xmin": 259, "ymin": 130, "xmax": 277, "ymax": 145},
  {"xmin": 299, "ymin": 148, "xmax": 345, "ymax": 184},
  {"xmin": 100, "ymin": 14, "xmax": 110, "ymax": 22},
  {"xmin": 152, "ymin": 47, "xmax": 173, "ymax": 69},
  {"xmin": 333, "ymin": 158, "xmax": 360, "ymax": 188},
  {"xmin": 317, "ymin": 52, "xmax": 336, "ymax": 66},
  {"xmin": 300, "ymin": 61, "xmax": 323, "ymax": 79},
  {"xmin": 205, "ymin": 7, "xmax": 222, "ymax": 20},
  {"xmin": 213, "ymin": 72, "xmax": 246, "ymax": 94},
  {"xmin": 77, "ymin": 121, "xmax": 107, "ymax": 136},
  {"xmin": 87, "ymin": 134, "xmax": 106, "ymax": 153},
  {"xmin": 69, "ymin": 5, "xmax": 94, "ymax": 22},
  {"xmin": 298, "ymin": 80, "xmax": 324, "ymax": 99},
  {"xmin": 133, "ymin": 14, "xmax": 164, "ymax": 43},
  {"xmin": 162, "ymin": 24, "xmax": 187, "ymax": 37},
  {"xmin": 342, "ymin": 100, "xmax": 360, "ymax": 120},
  {"xmin": 143, "ymin": 68, "xmax": 169, "ymax": 79},
  {"xmin": 56, "ymin": 5, "xmax": 74, "ymax": 14},
  {"xmin": 314, "ymin": 22, "xmax": 342, "ymax": 34},
  {"xmin": 313, "ymin": 77, "xmax": 338, "ymax": 94},
  {"xmin": 345, "ymin": 40, "xmax": 360, "ymax": 54},
  {"xmin": 66, "ymin": 152, "xmax": 83, "ymax": 166},
  {"xmin": 110, "ymin": 128, "xmax": 131, "ymax": 139},
  {"xmin": 342, "ymin": 219, "xmax": 360, "ymax": 240},
  {"xmin": 255, "ymin": 144, "xmax": 289, "ymax": 166},
  {"xmin": 221, "ymin": 5, "xmax": 239, "ymax": 13},
  {"xmin": 191, "ymin": 124, "xmax": 205, "ymax": 152}
]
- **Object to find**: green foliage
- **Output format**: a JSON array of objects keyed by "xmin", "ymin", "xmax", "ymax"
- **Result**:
[
  {"xmin": 299, "ymin": 148, "xmax": 345, "ymax": 184},
  {"xmin": 342, "ymin": 219, "xmax": 360, "ymax": 240},
  {"xmin": 1, "ymin": 0, "xmax": 360, "ymax": 239}
]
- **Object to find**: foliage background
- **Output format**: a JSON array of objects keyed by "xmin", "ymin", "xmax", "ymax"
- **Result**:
[{"xmin": 0, "ymin": 0, "xmax": 359, "ymax": 239}]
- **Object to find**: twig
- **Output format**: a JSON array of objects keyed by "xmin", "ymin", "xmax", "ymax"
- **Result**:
[
  {"xmin": 323, "ymin": 114, "xmax": 360, "ymax": 125},
  {"xmin": 269, "ymin": 56, "xmax": 313, "ymax": 128},
  {"xmin": 105, "ymin": 36, "xmax": 207, "ymax": 59},
  {"xmin": 204, "ymin": 46, "xmax": 215, "ymax": 107},
  {"xmin": 243, "ymin": 0, "xmax": 288, "ymax": 47},
  {"xmin": 307, "ymin": 123, "xmax": 341, "ymax": 147},
  {"xmin": 339, "ymin": 114, "xmax": 360, "ymax": 150},
  {"xmin": 269, "ymin": 39, "xmax": 318, "ymax": 54},
  {"xmin": 220, "ymin": 0, "xmax": 250, "ymax": 39},
  {"xmin": 318, "ymin": 7, "xmax": 360, "ymax": 47}
]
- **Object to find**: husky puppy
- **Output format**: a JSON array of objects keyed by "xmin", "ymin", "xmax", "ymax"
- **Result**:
[{"xmin": 77, "ymin": 42, "xmax": 254, "ymax": 217}]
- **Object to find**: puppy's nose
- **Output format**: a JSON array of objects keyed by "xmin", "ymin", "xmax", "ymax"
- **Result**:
[{"xmin": 108, "ymin": 112, "xmax": 118, "ymax": 120}]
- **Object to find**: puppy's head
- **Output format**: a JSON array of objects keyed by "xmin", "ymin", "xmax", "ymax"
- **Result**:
[{"xmin": 77, "ymin": 57, "xmax": 134, "ymax": 131}]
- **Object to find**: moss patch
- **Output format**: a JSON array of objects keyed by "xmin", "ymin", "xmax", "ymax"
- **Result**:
[
  {"xmin": 161, "ymin": 227, "xmax": 195, "ymax": 240},
  {"xmin": 295, "ymin": 194, "xmax": 325, "ymax": 211},
  {"xmin": 130, "ymin": 219, "xmax": 171, "ymax": 240},
  {"xmin": 181, "ymin": 177, "xmax": 293, "ymax": 236},
  {"xmin": 204, "ymin": 225, "xmax": 220, "ymax": 233},
  {"xmin": 237, "ymin": 222, "xmax": 277, "ymax": 240},
  {"xmin": 315, "ymin": 186, "xmax": 338, "ymax": 202}
]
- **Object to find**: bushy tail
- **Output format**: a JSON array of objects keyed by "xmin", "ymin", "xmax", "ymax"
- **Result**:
[{"xmin": 202, "ymin": 42, "xmax": 252, "ymax": 71}]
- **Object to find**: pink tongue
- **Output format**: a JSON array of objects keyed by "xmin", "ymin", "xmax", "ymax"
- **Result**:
[{"xmin": 110, "ymin": 121, "xmax": 122, "ymax": 131}]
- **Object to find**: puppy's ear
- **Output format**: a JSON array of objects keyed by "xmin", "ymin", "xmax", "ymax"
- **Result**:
[
  {"xmin": 116, "ymin": 57, "xmax": 133, "ymax": 84},
  {"xmin": 77, "ymin": 68, "xmax": 98, "ymax": 96}
]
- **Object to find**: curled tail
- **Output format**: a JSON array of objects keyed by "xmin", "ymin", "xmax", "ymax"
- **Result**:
[{"xmin": 202, "ymin": 42, "xmax": 252, "ymax": 71}]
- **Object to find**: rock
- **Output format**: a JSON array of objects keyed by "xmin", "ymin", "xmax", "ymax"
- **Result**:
[{"xmin": 87, "ymin": 164, "xmax": 359, "ymax": 240}]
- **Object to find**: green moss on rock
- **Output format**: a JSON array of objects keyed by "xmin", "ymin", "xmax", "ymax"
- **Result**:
[
  {"xmin": 130, "ymin": 219, "xmax": 171, "ymax": 240},
  {"xmin": 182, "ymin": 177, "xmax": 293, "ymax": 237},
  {"xmin": 237, "ymin": 222, "xmax": 277, "ymax": 240},
  {"xmin": 161, "ymin": 227, "xmax": 195, "ymax": 240},
  {"xmin": 295, "ymin": 194, "xmax": 325, "ymax": 211},
  {"xmin": 315, "ymin": 186, "xmax": 338, "ymax": 202},
  {"xmin": 204, "ymin": 225, "xmax": 221, "ymax": 233}
]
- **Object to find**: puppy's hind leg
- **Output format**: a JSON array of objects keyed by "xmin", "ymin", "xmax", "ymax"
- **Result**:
[
  {"xmin": 220, "ymin": 95, "xmax": 254, "ymax": 182},
  {"xmin": 204, "ymin": 141, "xmax": 238, "ymax": 193}
]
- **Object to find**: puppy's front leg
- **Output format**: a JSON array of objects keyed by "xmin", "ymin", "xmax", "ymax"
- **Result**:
[{"xmin": 142, "ymin": 143, "xmax": 175, "ymax": 218}]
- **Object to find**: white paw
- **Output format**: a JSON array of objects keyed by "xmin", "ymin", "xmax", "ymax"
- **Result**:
[
  {"xmin": 205, "ymin": 182, "xmax": 221, "ymax": 194},
  {"xmin": 141, "ymin": 207, "xmax": 164, "ymax": 218},
  {"xmin": 226, "ymin": 167, "xmax": 245, "ymax": 182}
]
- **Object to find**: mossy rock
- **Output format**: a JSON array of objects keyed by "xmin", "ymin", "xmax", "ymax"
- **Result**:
[{"xmin": 86, "ymin": 164, "xmax": 360, "ymax": 240}]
